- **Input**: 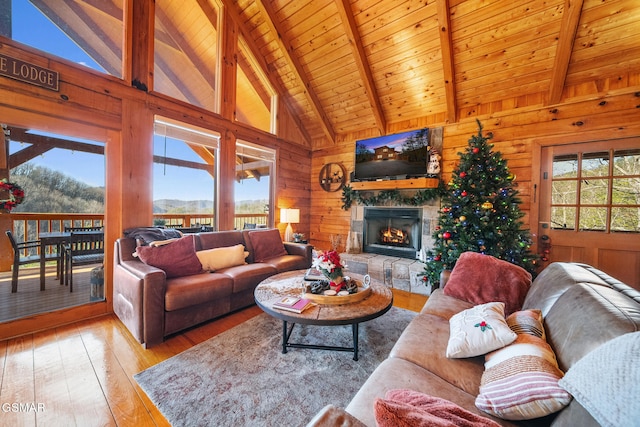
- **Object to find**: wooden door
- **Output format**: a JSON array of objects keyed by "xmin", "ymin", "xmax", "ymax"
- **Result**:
[{"xmin": 538, "ymin": 138, "xmax": 640, "ymax": 289}]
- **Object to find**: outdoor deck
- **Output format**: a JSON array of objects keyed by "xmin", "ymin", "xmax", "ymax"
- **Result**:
[{"xmin": 0, "ymin": 264, "xmax": 103, "ymax": 323}]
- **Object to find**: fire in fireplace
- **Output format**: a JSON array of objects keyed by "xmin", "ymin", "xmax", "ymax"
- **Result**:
[{"xmin": 363, "ymin": 207, "xmax": 422, "ymax": 259}]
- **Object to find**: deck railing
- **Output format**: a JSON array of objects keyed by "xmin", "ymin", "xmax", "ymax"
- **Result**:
[{"xmin": 7, "ymin": 212, "xmax": 269, "ymax": 254}]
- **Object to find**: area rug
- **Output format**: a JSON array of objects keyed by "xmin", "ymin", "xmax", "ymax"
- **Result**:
[{"xmin": 134, "ymin": 307, "xmax": 416, "ymax": 427}]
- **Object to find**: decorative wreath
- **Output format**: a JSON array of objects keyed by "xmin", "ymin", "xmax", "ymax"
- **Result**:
[{"xmin": 0, "ymin": 179, "xmax": 25, "ymax": 212}]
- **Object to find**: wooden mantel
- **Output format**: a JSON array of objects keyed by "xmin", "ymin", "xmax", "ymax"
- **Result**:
[{"xmin": 349, "ymin": 177, "xmax": 439, "ymax": 191}]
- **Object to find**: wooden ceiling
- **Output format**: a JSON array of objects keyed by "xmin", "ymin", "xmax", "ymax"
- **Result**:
[{"xmin": 31, "ymin": 0, "xmax": 640, "ymax": 148}]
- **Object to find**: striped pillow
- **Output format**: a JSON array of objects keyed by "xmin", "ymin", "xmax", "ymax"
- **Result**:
[{"xmin": 475, "ymin": 310, "xmax": 572, "ymax": 420}]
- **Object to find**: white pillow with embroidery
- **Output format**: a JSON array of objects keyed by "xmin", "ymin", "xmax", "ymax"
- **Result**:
[{"xmin": 446, "ymin": 302, "xmax": 517, "ymax": 358}]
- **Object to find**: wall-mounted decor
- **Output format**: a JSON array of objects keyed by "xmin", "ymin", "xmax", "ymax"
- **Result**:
[
  {"xmin": 319, "ymin": 162, "xmax": 346, "ymax": 192},
  {"xmin": 353, "ymin": 127, "xmax": 443, "ymax": 181}
]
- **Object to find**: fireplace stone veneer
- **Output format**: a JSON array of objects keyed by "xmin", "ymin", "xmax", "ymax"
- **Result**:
[{"xmin": 343, "ymin": 201, "xmax": 440, "ymax": 295}]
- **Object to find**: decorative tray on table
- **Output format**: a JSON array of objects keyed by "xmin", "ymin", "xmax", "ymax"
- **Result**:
[{"xmin": 302, "ymin": 274, "xmax": 371, "ymax": 305}]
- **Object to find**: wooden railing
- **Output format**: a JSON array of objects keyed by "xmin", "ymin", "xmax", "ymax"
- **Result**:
[{"xmin": 7, "ymin": 212, "xmax": 269, "ymax": 247}]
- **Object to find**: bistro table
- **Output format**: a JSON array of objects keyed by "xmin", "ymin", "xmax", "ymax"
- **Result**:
[
  {"xmin": 255, "ymin": 270, "xmax": 393, "ymax": 361},
  {"xmin": 38, "ymin": 231, "xmax": 71, "ymax": 290}
]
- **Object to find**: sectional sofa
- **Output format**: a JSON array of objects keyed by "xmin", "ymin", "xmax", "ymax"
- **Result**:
[
  {"xmin": 113, "ymin": 228, "xmax": 312, "ymax": 348},
  {"xmin": 308, "ymin": 256, "xmax": 640, "ymax": 427}
]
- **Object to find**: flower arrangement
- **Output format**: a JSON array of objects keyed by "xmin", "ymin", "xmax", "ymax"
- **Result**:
[
  {"xmin": 312, "ymin": 250, "xmax": 345, "ymax": 284},
  {"xmin": 0, "ymin": 179, "xmax": 25, "ymax": 212}
]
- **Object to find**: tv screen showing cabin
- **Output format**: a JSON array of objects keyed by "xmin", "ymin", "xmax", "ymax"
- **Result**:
[{"xmin": 354, "ymin": 128, "xmax": 431, "ymax": 181}]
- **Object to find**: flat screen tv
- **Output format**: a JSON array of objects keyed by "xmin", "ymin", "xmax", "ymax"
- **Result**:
[{"xmin": 353, "ymin": 128, "xmax": 432, "ymax": 181}]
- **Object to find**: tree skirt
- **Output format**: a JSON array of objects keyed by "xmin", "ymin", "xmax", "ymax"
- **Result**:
[{"xmin": 134, "ymin": 307, "xmax": 416, "ymax": 427}]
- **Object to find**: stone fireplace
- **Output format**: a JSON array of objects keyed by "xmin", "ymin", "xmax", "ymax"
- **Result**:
[
  {"xmin": 343, "ymin": 199, "xmax": 440, "ymax": 295},
  {"xmin": 363, "ymin": 207, "xmax": 422, "ymax": 259}
]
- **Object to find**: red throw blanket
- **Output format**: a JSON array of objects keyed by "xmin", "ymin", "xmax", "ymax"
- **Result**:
[{"xmin": 374, "ymin": 389, "xmax": 501, "ymax": 427}]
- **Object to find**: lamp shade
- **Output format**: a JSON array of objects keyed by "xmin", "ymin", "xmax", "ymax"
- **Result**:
[{"xmin": 280, "ymin": 208, "xmax": 300, "ymax": 224}]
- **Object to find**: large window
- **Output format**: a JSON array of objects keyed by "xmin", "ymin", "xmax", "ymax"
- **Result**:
[
  {"xmin": 3, "ymin": 0, "xmax": 123, "ymax": 77},
  {"xmin": 551, "ymin": 148, "xmax": 640, "ymax": 232},
  {"xmin": 235, "ymin": 140, "xmax": 275, "ymax": 229},
  {"xmin": 153, "ymin": 118, "xmax": 220, "ymax": 228}
]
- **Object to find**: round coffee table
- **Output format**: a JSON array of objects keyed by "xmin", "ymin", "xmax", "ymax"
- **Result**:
[{"xmin": 254, "ymin": 270, "xmax": 393, "ymax": 360}]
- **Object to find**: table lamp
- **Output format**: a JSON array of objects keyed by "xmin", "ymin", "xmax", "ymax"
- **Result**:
[{"xmin": 280, "ymin": 208, "xmax": 299, "ymax": 242}]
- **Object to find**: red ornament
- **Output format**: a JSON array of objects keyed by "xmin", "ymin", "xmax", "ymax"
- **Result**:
[
  {"xmin": 434, "ymin": 255, "xmax": 441, "ymax": 261},
  {"xmin": 459, "ymin": 171, "xmax": 467, "ymax": 178},
  {"xmin": 442, "ymin": 231, "xmax": 452, "ymax": 239},
  {"xmin": 473, "ymin": 147, "xmax": 480, "ymax": 154},
  {"xmin": 461, "ymin": 190, "xmax": 468, "ymax": 197}
]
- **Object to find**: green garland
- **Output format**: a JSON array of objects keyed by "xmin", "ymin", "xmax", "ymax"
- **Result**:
[{"xmin": 341, "ymin": 181, "xmax": 445, "ymax": 210}]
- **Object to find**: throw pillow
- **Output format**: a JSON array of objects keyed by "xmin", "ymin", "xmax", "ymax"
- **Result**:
[
  {"xmin": 196, "ymin": 244, "xmax": 248, "ymax": 271},
  {"xmin": 475, "ymin": 316, "xmax": 572, "ymax": 420},
  {"xmin": 558, "ymin": 332, "xmax": 640, "ymax": 427},
  {"xmin": 248, "ymin": 229, "xmax": 287, "ymax": 262},
  {"xmin": 135, "ymin": 235, "xmax": 203, "ymax": 278},
  {"xmin": 374, "ymin": 389, "xmax": 501, "ymax": 427},
  {"xmin": 446, "ymin": 302, "xmax": 517, "ymax": 358},
  {"xmin": 443, "ymin": 251, "xmax": 532, "ymax": 316}
]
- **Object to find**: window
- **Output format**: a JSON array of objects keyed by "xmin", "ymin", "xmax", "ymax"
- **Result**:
[
  {"xmin": 153, "ymin": 118, "xmax": 220, "ymax": 229},
  {"xmin": 153, "ymin": 0, "xmax": 220, "ymax": 112},
  {"xmin": 4, "ymin": 0, "xmax": 123, "ymax": 77},
  {"xmin": 235, "ymin": 141, "xmax": 275, "ymax": 229},
  {"xmin": 551, "ymin": 148, "xmax": 640, "ymax": 232},
  {"xmin": 236, "ymin": 36, "xmax": 275, "ymax": 133}
]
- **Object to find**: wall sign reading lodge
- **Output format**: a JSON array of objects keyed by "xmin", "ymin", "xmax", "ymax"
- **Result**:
[{"xmin": 0, "ymin": 53, "xmax": 59, "ymax": 91}]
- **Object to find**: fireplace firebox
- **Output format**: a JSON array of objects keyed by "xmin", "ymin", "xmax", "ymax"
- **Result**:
[{"xmin": 363, "ymin": 207, "xmax": 422, "ymax": 259}]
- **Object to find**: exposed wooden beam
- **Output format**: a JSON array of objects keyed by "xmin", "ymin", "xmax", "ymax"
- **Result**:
[
  {"xmin": 548, "ymin": 0, "xmax": 584, "ymax": 105},
  {"xmin": 335, "ymin": 0, "xmax": 386, "ymax": 136},
  {"xmin": 253, "ymin": 0, "xmax": 336, "ymax": 144},
  {"xmin": 220, "ymin": 0, "xmax": 312, "ymax": 146},
  {"xmin": 436, "ymin": 0, "xmax": 457, "ymax": 124}
]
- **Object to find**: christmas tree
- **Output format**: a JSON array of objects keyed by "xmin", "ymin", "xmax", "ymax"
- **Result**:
[{"xmin": 422, "ymin": 120, "xmax": 538, "ymax": 286}]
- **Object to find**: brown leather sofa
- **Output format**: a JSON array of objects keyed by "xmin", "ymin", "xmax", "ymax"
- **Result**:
[
  {"xmin": 113, "ymin": 229, "xmax": 312, "ymax": 348},
  {"xmin": 308, "ymin": 262, "xmax": 640, "ymax": 426}
]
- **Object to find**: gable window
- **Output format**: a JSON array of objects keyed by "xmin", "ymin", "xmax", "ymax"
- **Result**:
[
  {"xmin": 4, "ymin": 0, "xmax": 123, "ymax": 77},
  {"xmin": 153, "ymin": 0, "xmax": 220, "ymax": 113}
]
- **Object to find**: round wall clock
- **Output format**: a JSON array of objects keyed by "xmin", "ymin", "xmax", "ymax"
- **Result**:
[{"xmin": 319, "ymin": 163, "xmax": 346, "ymax": 192}]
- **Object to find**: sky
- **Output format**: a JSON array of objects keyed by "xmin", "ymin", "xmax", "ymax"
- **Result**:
[{"xmin": 8, "ymin": 0, "xmax": 269, "ymax": 202}]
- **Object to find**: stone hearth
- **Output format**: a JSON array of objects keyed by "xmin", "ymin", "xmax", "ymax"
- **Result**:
[{"xmin": 341, "ymin": 252, "xmax": 433, "ymax": 296}]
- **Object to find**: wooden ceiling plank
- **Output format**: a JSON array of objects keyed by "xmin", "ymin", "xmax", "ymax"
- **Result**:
[
  {"xmin": 252, "ymin": 0, "xmax": 336, "ymax": 143},
  {"xmin": 436, "ymin": 0, "xmax": 457, "ymax": 123},
  {"xmin": 547, "ymin": 0, "xmax": 584, "ymax": 105},
  {"xmin": 335, "ymin": 0, "xmax": 386, "ymax": 135}
]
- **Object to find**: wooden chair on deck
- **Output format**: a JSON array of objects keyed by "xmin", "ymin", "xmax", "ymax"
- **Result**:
[
  {"xmin": 63, "ymin": 232, "xmax": 104, "ymax": 292},
  {"xmin": 5, "ymin": 230, "xmax": 59, "ymax": 293}
]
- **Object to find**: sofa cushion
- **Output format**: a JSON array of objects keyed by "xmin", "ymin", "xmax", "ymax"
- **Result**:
[
  {"xmin": 443, "ymin": 252, "xmax": 531, "ymax": 316},
  {"xmin": 374, "ymin": 389, "xmax": 501, "ymax": 427},
  {"xmin": 475, "ymin": 309, "xmax": 571, "ymax": 420},
  {"xmin": 164, "ymin": 273, "xmax": 234, "ymax": 311},
  {"xmin": 247, "ymin": 229, "xmax": 287, "ymax": 262},
  {"xmin": 446, "ymin": 302, "xmax": 517, "ymax": 359},
  {"xmin": 135, "ymin": 235, "xmax": 203, "ymax": 278},
  {"xmin": 345, "ymin": 358, "xmax": 516, "ymax": 427},
  {"xmin": 196, "ymin": 244, "xmax": 248, "ymax": 271},
  {"xmin": 390, "ymin": 312, "xmax": 485, "ymax": 396},
  {"xmin": 218, "ymin": 263, "xmax": 277, "ymax": 293},
  {"xmin": 558, "ymin": 331, "xmax": 640, "ymax": 427}
]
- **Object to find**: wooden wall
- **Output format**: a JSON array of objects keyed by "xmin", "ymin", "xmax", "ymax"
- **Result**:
[{"xmin": 310, "ymin": 88, "xmax": 640, "ymax": 252}]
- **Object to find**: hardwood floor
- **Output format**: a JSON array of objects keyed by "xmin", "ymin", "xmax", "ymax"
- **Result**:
[{"xmin": 0, "ymin": 289, "xmax": 427, "ymax": 426}]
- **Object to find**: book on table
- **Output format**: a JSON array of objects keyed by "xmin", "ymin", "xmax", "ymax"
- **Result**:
[{"xmin": 272, "ymin": 297, "xmax": 315, "ymax": 313}]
